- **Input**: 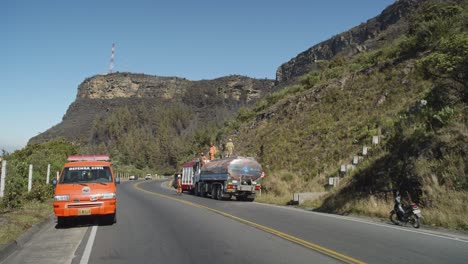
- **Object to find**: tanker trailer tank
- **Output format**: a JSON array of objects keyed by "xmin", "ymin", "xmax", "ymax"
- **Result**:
[{"xmin": 194, "ymin": 157, "xmax": 263, "ymax": 202}]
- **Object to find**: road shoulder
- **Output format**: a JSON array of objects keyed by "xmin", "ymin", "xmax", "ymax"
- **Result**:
[{"xmin": 0, "ymin": 214, "xmax": 55, "ymax": 263}]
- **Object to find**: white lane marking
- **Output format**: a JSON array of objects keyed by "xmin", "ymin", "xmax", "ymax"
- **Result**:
[
  {"xmin": 253, "ymin": 202, "xmax": 468, "ymax": 243},
  {"xmin": 79, "ymin": 225, "xmax": 98, "ymax": 264}
]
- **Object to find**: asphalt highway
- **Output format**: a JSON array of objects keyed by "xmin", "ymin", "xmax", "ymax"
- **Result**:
[{"xmin": 2, "ymin": 179, "xmax": 468, "ymax": 264}]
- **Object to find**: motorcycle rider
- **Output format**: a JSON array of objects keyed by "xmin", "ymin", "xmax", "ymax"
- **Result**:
[{"xmin": 394, "ymin": 190, "xmax": 406, "ymax": 221}]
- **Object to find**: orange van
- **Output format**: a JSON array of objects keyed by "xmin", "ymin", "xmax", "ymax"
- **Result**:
[{"xmin": 53, "ymin": 155, "xmax": 119, "ymax": 226}]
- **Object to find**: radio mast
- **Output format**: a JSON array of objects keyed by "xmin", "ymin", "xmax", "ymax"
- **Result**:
[{"xmin": 109, "ymin": 42, "xmax": 115, "ymax": 73}]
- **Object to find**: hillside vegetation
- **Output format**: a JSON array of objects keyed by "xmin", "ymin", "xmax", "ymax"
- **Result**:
[
  {"xmin": 0, "ymin": 140, "xmax": 78, "ymax": 209},
  {"xmin": 226, "ymin": 1, "xmax": 467, "ymax": 229},
  {"xmin": 87, "ymin": 100, "xmax": 231, "ymax": 174}
]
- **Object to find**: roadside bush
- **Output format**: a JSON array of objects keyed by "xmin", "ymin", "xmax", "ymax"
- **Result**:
[
  {"xmin": 1, "ymin": 140, "xmax": 78, "ymax": 210},
  {"xmin": 1, "ymin": 160, "xmax": 28, "ymax": 209},
  {"xmin": 24, "ymin": 182, "xmax": 54, "ymax": 202}
]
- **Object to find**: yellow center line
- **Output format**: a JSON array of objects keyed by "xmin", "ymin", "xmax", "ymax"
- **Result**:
[{"xmin": 133, "ymin": 181, "xmax": 366, "ymax": 264}]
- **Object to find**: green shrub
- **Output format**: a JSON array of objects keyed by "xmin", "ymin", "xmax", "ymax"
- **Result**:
[
  {"xmin": 1, "ymin": 140, "xmax": 78, "ymax": 209},
  {"xmin": 24, "ymin": 182, "xmax": 54, "ymax": 202},
  {"xmin": 237, "ymin": 107, "xmax": 255, "ymax": 122},
  {"xmin": 300, "ymin": 71, "xmax": 321, "ymax": 87},
  {"xmin": 1, "ymin": 161, "xmax": 28, "ymax": 209}
]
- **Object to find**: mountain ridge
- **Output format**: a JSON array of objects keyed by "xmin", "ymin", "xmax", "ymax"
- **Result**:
[
  {"xmin": 275, "ymin": 0, "xmax": 424, "ymax": 84},
  {"xmin": 29, "ymin": 74, "xmax": 275, "ymax": 145}
]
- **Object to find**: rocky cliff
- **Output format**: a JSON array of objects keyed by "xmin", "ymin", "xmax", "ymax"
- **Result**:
[
  {"xmin": 275, "ymin": 0, "xmax": 424, "ymax": 84},
  {"xmin": 29, "ymin": 73, "xmax": 275, "ymax": 144},
  {"xmin": 77, "ymin": 73, "xmax": 273, "ymax": 102}
]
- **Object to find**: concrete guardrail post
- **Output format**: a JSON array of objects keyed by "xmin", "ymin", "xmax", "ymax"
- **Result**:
[
  {"xmin": 46, "ymin": 164, "xmax": 51, "ymax": 184},
  {"xmin": 0, "ymin": 160, "xmax": 6, "ymax": 198},
  {"xmin": 28, "ymin": 164, "xmax": 33, "ymax": 192}
]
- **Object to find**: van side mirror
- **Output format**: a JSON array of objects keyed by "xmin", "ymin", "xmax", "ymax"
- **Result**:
[
  {"xmin": 52, "ymin": 179, "xmax": 57, "ymax": 187},
  {"xmin": 115, "ymin": 177, "xmax": 120, "ymax": 184}
]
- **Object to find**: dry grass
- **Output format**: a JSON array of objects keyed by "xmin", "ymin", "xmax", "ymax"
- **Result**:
[
  {"xmin": 0, "ymin": 201, "xmax": 52, "ymax": 244},
  {"xmin": 255, "ymin": 192, "xmax": 291, "ymax": 205},
  {"xmin": 261, "ymin": 170, "xmax": 326, "ymax": 194},
  {"xmin": 342, "ymin": 192, "xmax": 468, "ymax": 230},
  {"xmin": 346, "ymin": 197, "xmax": 394, "ymax": 218},
  {"xmin": 421, "ymin": 191, "xmax": 468, "ymax": 230},
  {"xmin": 259, "ymin": 170, "xmax": 468, "ymax": 230},
  {"xmin": 256, "ymin": 170, "xmax": 332, "ymax": 206}
]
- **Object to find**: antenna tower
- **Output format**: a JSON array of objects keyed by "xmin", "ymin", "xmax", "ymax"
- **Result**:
[{"xmin": 109, "ymin": 42, "xmax": 115, "ymax": 73}]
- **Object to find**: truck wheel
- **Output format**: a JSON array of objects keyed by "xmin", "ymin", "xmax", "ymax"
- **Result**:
[
  {"xmin": 236, "ymin": 195, "xmax": 245, "ymax": 201},
  {"xmin": 216, "ymin": 186, "xmax": 223, "ymax": 200},
  {"xmin": 200, "ymin": 184, "xmax": 207, "ymax": 197},
  {"xmin": 245, "ymin": 198, "xmax": 255, "ymax": 202},
  {"xmin": 195, "ymin": 184, "xmax": 200, "ymax": 196},
  {"xmin": 211, "ymin": 185, "xmax": 217, "ymax": 199}
]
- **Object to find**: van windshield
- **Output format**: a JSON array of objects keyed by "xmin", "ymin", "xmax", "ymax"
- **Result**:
[{"xmin": 60, "ymin": 166, "xmax": 112, "ymax": 184}]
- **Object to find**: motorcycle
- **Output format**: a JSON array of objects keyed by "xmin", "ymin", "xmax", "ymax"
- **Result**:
[{"xmin": 390, "ymin": 203, "xmax": 422, "ymax": 228}]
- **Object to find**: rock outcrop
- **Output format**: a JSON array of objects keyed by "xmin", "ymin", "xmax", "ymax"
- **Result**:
[
  {"xmin": 29, "ymin": 73, "xmax": 275, "ymax": 144},
  {"xmin": 275, "ymin": 0, "xmax": 424, "ymax": 84},
  {"xmin": 77, "ymin": 73, "xmax": 273, "ymax": 102}
]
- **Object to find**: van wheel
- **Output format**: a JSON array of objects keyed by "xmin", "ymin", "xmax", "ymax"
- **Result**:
[
  {"xmin": 57, "ymin": 217, "xmax": 68, "ymax": 227},
  {"xmin": 102, "ymin": 213, "xmax": 116, "ymax": 225}
]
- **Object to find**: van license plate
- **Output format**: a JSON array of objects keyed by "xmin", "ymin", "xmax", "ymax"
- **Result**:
[{"xmin": 78, "ymin": 208, "xmax": 91, "ymax": 215}]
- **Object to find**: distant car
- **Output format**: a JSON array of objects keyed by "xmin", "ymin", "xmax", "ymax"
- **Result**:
[
  {"xmin": 129, "ymin": 175, "xmax": 136, "ymax": 180},
  {"xmin": 145, "ymin": 174, "xmax": 152, "ymax": 180}
]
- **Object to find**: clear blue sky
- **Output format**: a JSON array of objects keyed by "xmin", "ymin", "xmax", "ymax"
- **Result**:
[{"xmin": 1, "ymin": 0, "xmax": 395, "ymax": 152}]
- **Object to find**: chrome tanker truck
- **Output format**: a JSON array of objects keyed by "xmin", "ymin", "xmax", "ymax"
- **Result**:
[{"xmin": 192, "ymin": 157, "xmax": 263, "ymax": 201}]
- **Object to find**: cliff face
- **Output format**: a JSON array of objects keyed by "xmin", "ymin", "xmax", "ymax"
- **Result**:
[
  {"xmin": 275, "ymin": 0, "xmax": 424, "ymax": 84},
  {"xmin": 29, "ymin": 73, "xmax": 275, "ymax": 144},
  {"xmin": 77, "ymin": 73, "xmax": 272, "ymax": 102},
  {"xmin": 77, "ymin": 74, "xmax": 190, "ymax": 100}
]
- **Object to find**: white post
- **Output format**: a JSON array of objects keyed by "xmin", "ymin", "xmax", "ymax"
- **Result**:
[
  {"xmin": 362, "ymin": 146, "xmax": 368, "ymax": 156},
  {"xmin": 46, "ymin": 164, "xmax": 51, "ymax": 184},
  {"xmin": 340, "ymin": 165, "xmax": 346, "ymax": 174},
  {"xmin": 56, "ymin": 171, "xmax": 59, "ymax": 180},
  {"xmin": 353, "ymin": 156, "xmax": 359, "ymax": 165},
  {"xmin": 372, "ymin": 136, "xmax": 379, "ymax": 145},
  {"xmin": 28, "ymin": 164, "xmax": 33, "ymax": 192},
  {"xmin": 0, "ymin": 160, "xmax": 6, "ymax": 198}
]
